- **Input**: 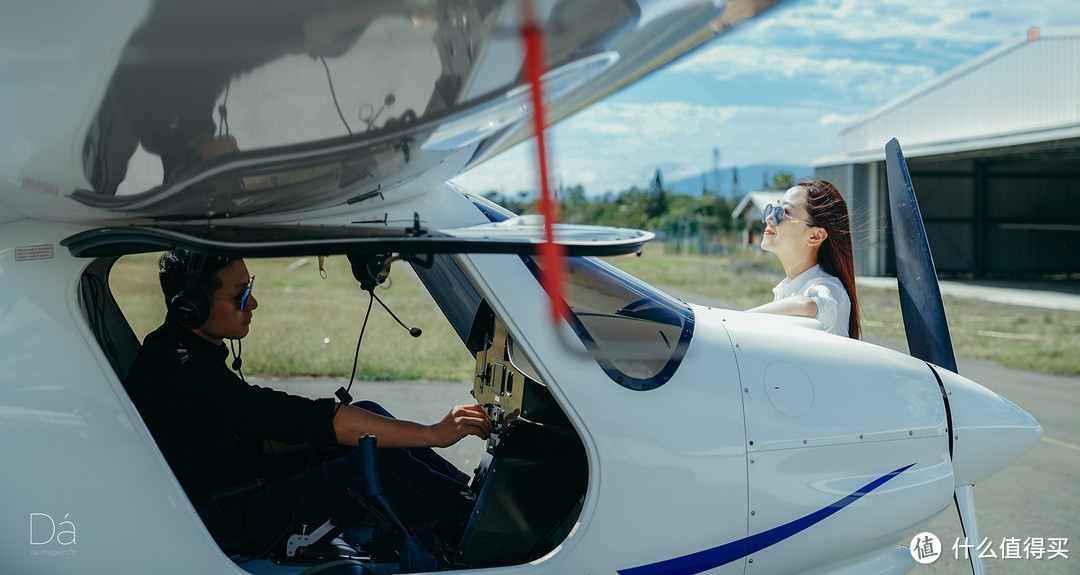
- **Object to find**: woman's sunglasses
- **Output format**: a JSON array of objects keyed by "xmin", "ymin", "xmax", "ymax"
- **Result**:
[{"xmin": 762, "ymin": 204, "xmax": 814, "ymax": 227}]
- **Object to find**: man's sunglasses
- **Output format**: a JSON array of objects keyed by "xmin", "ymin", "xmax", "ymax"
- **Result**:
[
  {"xmin": 210, "ymin": 276, "xmax": 255, "ymax": 311},
  {"xmin": 762, "ymin": 203, "xmax": 814, "ymax": 227}
]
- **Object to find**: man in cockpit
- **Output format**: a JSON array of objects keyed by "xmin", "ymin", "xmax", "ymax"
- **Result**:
[{"xmin": 123, "ymin": 249, "xmax": 492, "ymax": 556}]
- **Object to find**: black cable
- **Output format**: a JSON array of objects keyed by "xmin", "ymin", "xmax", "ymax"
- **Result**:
[
  {"xmin": 323, "ymin": 289, "xmax": 376, "ymax": 445},
  {"xmin": 320, "ymin": 55, "xmax": 353, "ymax": 136},
  {"xmin": 228, "ymin": 338, "xmax": 243, "ymax": 378},
  {"xmin": 371, "ymin": 291, "xmax": 421, "ymax": 337},
  {"xmin": 218, "ymin": 84, "xmax": 231, "ymax": 137}
]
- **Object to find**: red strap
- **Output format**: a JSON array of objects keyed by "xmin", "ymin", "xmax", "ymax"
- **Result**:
[{"xmin": 522, "ymin": 10, "xmax": 569, "ymax": 322}]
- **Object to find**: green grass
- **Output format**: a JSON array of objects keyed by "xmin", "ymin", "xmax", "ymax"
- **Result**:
[
  {"xmin": 858, "ymin": 291, "xmax": 1080, "ymax": 375},
  {"xmin": 110, "ymin": 250, "xmax": 1080, "ymax": 378},
  {"xmin": 603, "ymin": 249, "xmax": 783, "ymax": 309}
]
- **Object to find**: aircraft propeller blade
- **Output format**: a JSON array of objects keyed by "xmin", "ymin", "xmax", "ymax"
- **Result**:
[
  {"xmin": 887, "ymin": 139, "xmax": 983, "ymax": 575},
  {"xmin": 954, "ymin": 485, "xmax": 987, "ymax": 575},
  {"xmin": 884, "ymin": 138, "xmax": 958, "ymax": 373}
]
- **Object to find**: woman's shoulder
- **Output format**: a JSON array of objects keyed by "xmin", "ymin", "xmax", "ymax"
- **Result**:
[
  {"xmin": 792, "ymin": 266, "xmax": 847, "ymax": 306},
  {"xmin": 791, "ymin": 265, "xmax": 842, "ymax": 291},
  {"xmin": 810, "ymin": 265, "xmax": 844, "ymax": 286}
]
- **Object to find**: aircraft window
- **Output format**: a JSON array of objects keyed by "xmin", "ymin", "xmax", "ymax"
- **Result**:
[{"xmin": 525, "ymin": 255, "xmax": 694, "ymax": 391}]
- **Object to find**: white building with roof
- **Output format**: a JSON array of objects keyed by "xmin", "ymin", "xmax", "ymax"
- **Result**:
[
  {"xmin": 731, "ymin": 190, "xmax": 782, "ymax": 245},
  {"xmin": 815, "ymin": 28, "xmax": 1079, "ymax": 278}
]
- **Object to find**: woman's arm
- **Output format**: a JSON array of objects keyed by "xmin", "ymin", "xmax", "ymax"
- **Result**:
[{"xmin": 747, "ymin": 296, "xmax": 818, "ymax": 318}]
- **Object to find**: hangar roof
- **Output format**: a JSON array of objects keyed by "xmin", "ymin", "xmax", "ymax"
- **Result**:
[{"xmin": 825, "ymin": 29, "xmax": 1080, "ymax": 165}]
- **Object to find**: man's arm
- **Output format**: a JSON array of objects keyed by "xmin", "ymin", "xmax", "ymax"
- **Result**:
[
  {"xmin": 747, "ymin": 296, "xmax": 818, "ymax": 318},
  {"xmin": 332, "ymin": 404, "xmax": 493, "ymax": 449}
]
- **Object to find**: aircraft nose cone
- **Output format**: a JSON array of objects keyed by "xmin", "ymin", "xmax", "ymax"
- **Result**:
[{"xmin": 935, "ymin": 367, "xmax": 1043, "ymax": 486}]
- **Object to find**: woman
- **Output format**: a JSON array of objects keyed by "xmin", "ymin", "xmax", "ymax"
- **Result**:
[{"xmin": 749, "ymin": 178, "xmax": 861, "ymax": 338}]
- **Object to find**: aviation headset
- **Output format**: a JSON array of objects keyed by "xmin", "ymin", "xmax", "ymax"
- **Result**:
[{"xmin": 169, "ymin": 251, "xmax": 210, "ymax": 329}]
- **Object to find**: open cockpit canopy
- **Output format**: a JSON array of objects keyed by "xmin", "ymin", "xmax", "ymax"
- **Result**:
[{"xmin": 19, "ymin": 0, "xmax": 784, "ymax": 226}]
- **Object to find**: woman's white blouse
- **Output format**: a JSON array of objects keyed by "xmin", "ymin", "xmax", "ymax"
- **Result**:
[{"xmin": 772, "ymin": 264, "xmax": 851, "ymax": 337}]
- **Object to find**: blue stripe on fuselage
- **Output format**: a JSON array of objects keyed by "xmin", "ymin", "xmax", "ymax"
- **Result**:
[{"xmin": 618, "ymin": 463, "xmax": 917, "ymax": 575}]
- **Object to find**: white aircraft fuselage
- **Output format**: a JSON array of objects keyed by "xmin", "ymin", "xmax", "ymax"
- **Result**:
[{"xmin": 0, "ymin": 1, "xmax": 1042, "ymax": 574}]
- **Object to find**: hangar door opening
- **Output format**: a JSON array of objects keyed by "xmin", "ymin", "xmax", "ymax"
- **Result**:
[{"xmin": 901, "ymin": 147, "xmax": 1079, "ymax": 278}]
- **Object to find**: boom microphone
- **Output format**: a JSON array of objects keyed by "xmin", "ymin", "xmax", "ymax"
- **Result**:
[{"xmin": 371, "ymin": 291, "xmax": 422, "ymax": 338}]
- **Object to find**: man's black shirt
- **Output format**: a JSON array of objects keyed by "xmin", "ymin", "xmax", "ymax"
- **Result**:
[{"xmin": 124, "ymin": 318, "xmax": 337, "ymax": 498}]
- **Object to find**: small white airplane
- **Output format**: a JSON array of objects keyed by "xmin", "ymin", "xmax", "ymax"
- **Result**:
[{"xmin": 1, "ymin": 2, "xmax": 1042, "ymax": 575}]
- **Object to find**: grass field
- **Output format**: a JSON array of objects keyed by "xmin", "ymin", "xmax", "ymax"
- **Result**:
[{"xmin": 110, "ymin": 250, "xmax": 1080, "ymax": 379}]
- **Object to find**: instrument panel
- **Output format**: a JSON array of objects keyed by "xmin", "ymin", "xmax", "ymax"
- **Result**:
[{"xmin": 471, "ymin": 317, "xmax": 529, "ymax": 430}]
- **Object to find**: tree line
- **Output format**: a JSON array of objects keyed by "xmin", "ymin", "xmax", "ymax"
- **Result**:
[{"xmin": 481, "ymin": 169, "xmax": 797, "ymax": 239}]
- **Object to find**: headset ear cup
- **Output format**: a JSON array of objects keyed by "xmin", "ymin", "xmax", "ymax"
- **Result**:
[{"xmin": 170, "ymin": 289, "xmax": 209, "ymax": 329}]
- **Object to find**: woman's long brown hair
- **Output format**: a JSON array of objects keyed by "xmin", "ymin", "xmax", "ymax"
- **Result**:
[{"xmin": 800, "ymin": 178, "xmax": 861, "ymax": 339}]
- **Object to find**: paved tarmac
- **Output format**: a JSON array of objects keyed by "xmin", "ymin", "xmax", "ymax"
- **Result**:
[{"xmin": 857, "ymin": 276, "xmax": 1080, "ymax": 312}]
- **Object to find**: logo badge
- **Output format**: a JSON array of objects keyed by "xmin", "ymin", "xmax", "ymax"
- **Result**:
[{"xmin": 910, "ymin": 531, "xmax": 941, "ymax": 564}]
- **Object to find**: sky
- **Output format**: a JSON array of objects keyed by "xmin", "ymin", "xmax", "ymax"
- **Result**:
[{"xmin": 452, "ymin": 0, "xmax": 1080, "ymax": 198}]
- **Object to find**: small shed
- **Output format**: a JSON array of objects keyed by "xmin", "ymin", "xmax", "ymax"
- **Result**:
[{"xmin": 732, "ymin": 191, "xmax": 782, "ymax": 246}]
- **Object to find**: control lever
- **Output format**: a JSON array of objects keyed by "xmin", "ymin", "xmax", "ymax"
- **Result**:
[
  {"xmin": 354, "ymin": 435, "xmax": 438, "ymax": 574},
  {"xmin": 355, "ymin": 435, "xmax": 409, "ymax": 537}
]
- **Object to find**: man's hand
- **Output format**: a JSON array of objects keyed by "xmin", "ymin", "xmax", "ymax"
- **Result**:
[
  {"xmin": 429, "ymin": 404, "xmax": 494, "ymax": 448},
  {"xmin": 188, "ymin": 132, "xmax": 239, "ymax": 161}
]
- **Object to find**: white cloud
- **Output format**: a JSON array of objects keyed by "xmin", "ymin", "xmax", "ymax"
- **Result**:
[
  {"xmin": 456, "ymin": 100, "xmax": 842, "ymax": 196},
  {"xmin": 741, "ymin": 0, "xmax": 1073, "ymax": 46},
  {"xmin": 455, "ymin": 0, "xmax": 1080, "ymax": 198},
  {"xmin": 819, "ymin": 113, "xmax": 856, "ymax": 126},
  {"xmin": 673, "ymin": 43, "xmax": 938, "ymax": 100},
  {"xmin": 672, "ymin": 0, "xmax": 1080, "ymax": 104}
]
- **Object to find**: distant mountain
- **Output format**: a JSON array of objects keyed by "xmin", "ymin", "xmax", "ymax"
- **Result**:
[{"xmin": 664, "ymin": 164, "xmax": 814, "ymax": 199}]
